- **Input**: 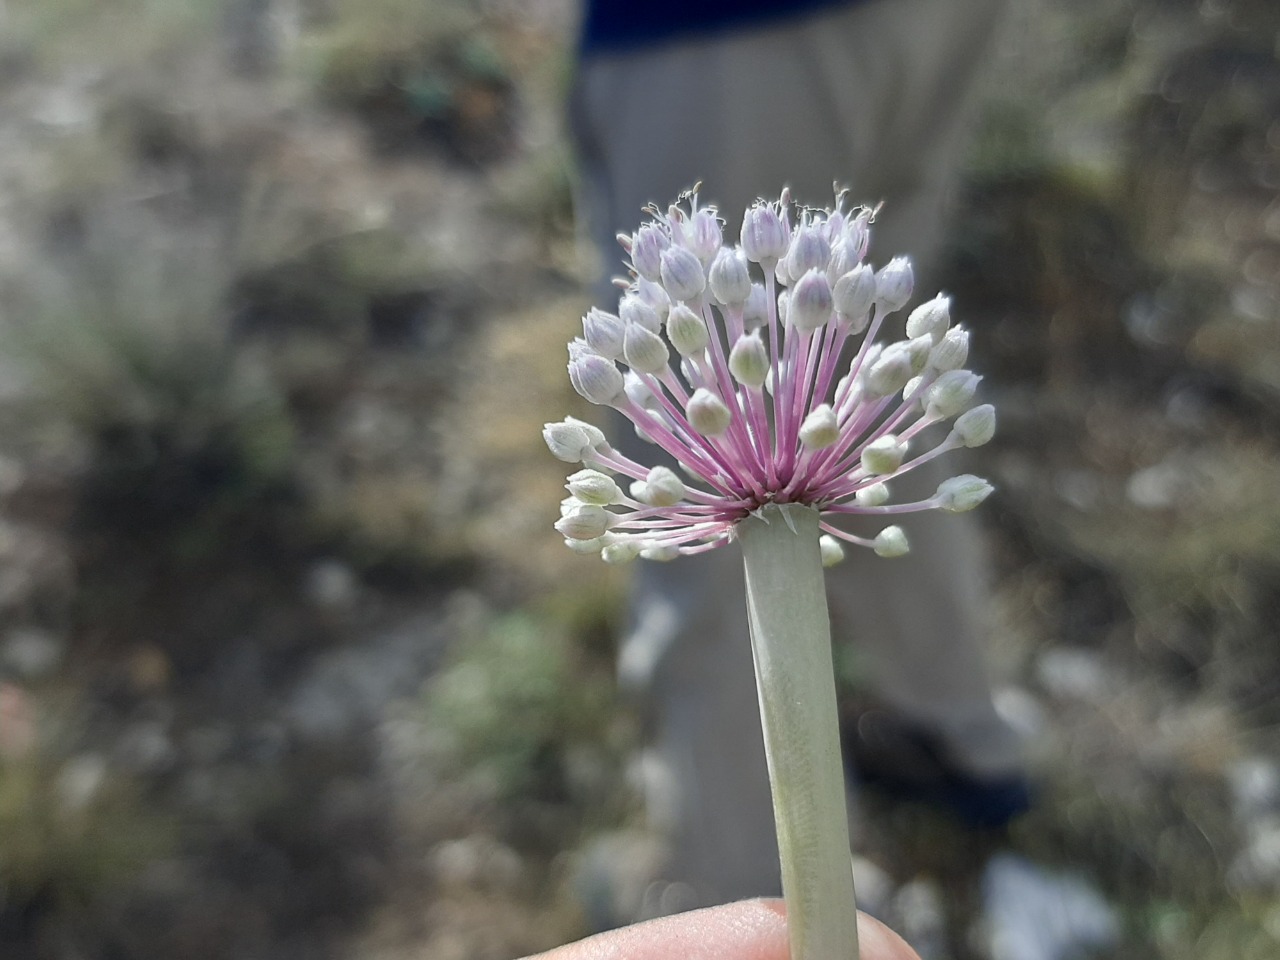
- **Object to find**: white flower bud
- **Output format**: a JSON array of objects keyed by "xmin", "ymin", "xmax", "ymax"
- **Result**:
[
  {"xmin": 827, "ymin": 237, "xmax": 861, "ymax": 281},
  {"xmin": 907, "ymin": 335, "xmax": 934, "ymax": 374},
  {"xmin": 623, "ymin": 370, "xmax": 659, "ymax": 409},
  {"xmin": 630, "ymin": 222, "xmax": 669, "ymax": 282},
  {"xmin": 743, "ymin": 283, "xmax": 769, "ymax": 330},
  {"xmin": 935, "ymin": 474, "xmax": 994, "ymax": 512},
  {"xmin": 667, "ymin": 303, "xmax": 710, "ymax": 356},
  {"xmin": 929, "ymin": 326, "xmax": 969, "ymax": 371},
  {"xmin": 619, "ymin": 294, "xmax": 661, "ymax": 333},
  {"xmin": 729, "ymin": 331, "xmax": 770, "ymax": 387},
  {"xmin": 875, "ymin": 256, "xmax": 914, "ymax": 312},
  {"xmin": 566, "ymin": 468, "xmax": 621, "ymax": 505},
  {"xmin": 819, "ymin": 535, "xmax": 846, "ymax": 567},
  {"xmin": 640, "ymin": 542, "xmax": 680, "ymax": 562},
  {"xmin": 554, "ymin": 503, "xmax": 613, "ymax": 540},
  {"xmin": 799, "ymin": 404, "xmax": 839, "ymax": 449},
  {"xmin": 660, "ymin": 245, "xmax": 707, "ymax": 301},
  {"xmin": 843, "ymin": 210, "xmax": 871, "ymax": 262},
  {"xmin": 873, "ymin": 525, "xmax": 910, "ymax": 557},
  {"xmin": 865, "ymin": 344, "xmax": 914, "ymax": 397},
  {"xmin": 949, "ymin": 403, "xmax": 996, "ymax": 447},
  {"xmin": 861, "ymin": 434, "xmax": 906, "ymax": 475},
  {"xmin": 776, "ymin": 289, "xmax": 789, "ymax": 325},
  {"xmin": 687, "ymin": 387, "xmax": 732, "ymax": 436},
  {"xmin": 855, "ymin": 482, "xmax": 890, "ymax": 507},
  {"xmin": 623, "ymin": 321, "xmax": 670, "ymax": 374},
  {"xmin": 689, "ymin": 208, "xmax": 723, "ymax": 264},
  {"xmin": 833, "ymin": 263, "xmax": 875, "ymax": 330},
  {"xmin": 582, "ymin": 307, "xmax": 625, "ymax": 359},
  {"xmin": 602, "ymin": 539, "xmax": 642, "ymax": 564},
  {"xmin": 709, "ymin": 246, "xmax": 752, "ymax": 306},
  {"xmin": 564, "ymin": 535, "xmax": 608, "ymax": 555},
  {"xmin": 926, "ymin": 369, "xmax": 981, "ymax": 418},
  {"xmin": 641, "ymin": 465, "xmax": 686, "ymax": 506},
  {"xmin": 905, "ymin": 294, "xmax": 951, "ymax": 342},
  {"xmin": 784, "ymin": 224, "xmax": 831, "ymax": 284},
  {"xmin": 543, "ymin": 418, "xmax": 603, "ymax": 462},
  {"xmin": 633, "ymin": 278, "xmax": 670, "ymax": 321},
  {"xmin": 740, "ymin": 202, "xmax": 789, "ymax": 264},
  {"xmin": 569, "ymin": 352, "xmax": 625, "ymax": 406},
  {"xmin": 789, "ymin": 268, "xmax": 834, "ymax": 333}
]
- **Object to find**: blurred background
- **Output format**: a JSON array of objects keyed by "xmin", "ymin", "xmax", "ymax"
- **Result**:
[{"xmin": 0, "ymin": 0, "xmax": 1277, "ymax": 958}]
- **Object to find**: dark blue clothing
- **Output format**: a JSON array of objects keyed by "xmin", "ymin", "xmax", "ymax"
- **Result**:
[{"xmin": 579, "ymin": 0, "xmax": 861, "ymax": 55}]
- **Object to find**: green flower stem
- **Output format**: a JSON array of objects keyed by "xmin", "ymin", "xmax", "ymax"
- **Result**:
[{"xmin": 738, "ymin": 503, "xmax": 859, "ymax": 960}]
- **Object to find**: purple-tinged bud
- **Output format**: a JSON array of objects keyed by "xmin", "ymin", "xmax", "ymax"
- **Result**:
[
  {"xmin": 819, "ymin": 535, "xmax": 846, "ymax": 567},
  {"xmin": 689, "ymin": 208, "xmax": 723, "ymax": 264},
  {"xmin": 949, "ymin": 403, "xmax": 995, "ymax": 447},
  {"xmin": 905, "ymin": 294, "xmax": 951, "ymax": 342},
  {"xmin": 873, "ymin": 525, "xmax": 910, "ymax": 557},
  {"xmin": 929, "ymin": 326, "xmax": 969, "ymax": 371},
  {"xmin": 783, "ymin": 223, "xmax": 831, "ymax": 284},
  {"xmin": 827, "ymin": 237, "xmax": 861, "ymax": 280},
  {"xmin": 740, "ymin": 202, "xmax": 789, "ymax": 265},
  {"xmin": 743, "ymin": 283, "xmax": 769, "ymax": 330},
  {"xmin": 875, "ymin": 256, "xmax": 914, "ymax": 312},
  {"xmin": 660, "ymin": 244, "xmax": 707, "ymax": 302},
  {"xmin": 926, "ymin": 369, "xmax": 981, "ymax": 418},
  {"xmin": 833, "ymin": 263, "xmax": 876, "ymax": 331},
  {"xmin": 667, "ymin": 303, "xmax": 710, "ymax": 356},
  {"xmin": 687, "ymin": 388, "xmax": 732, "ymax": 436},
  {"xmin": 582, "ymin": 307, "xmax": 624, "ymax": 359},
  {"xmin": 622, "ymin": 321, "xmax": 670, "ymax": 374},
  {"xmin": 799, "ymin": 404, "xmax": 839, "ymax": 449},
  {"xmin": 709, "ymin": 246, "xmax": 752, "ymax": 306},
  {"xmin": 935, "ymin": 474, "xmax": 994, "ymax": 512},
  {"xmin": 844, "ymin": 210, "xmax": 871, "ymax": 263},
  {"xmin": 729, "ymin": 331, "xmax": 770, "ymax": 387},
  {"xmin": 789, "ymin": 268, "xmax": 834, "ymax": 333},
  {"xmin": 569, "ymin": 351, "xmax": 625, "ymax": 405},
  {"xmin": 630, "ymin": 222, "xmax": 669, "ymax": 282}
]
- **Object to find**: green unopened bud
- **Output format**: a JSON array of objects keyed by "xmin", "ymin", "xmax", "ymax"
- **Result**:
[
  {"xmin": 833, "ymin": 263, "xmax": 875, "ymax": 332},
  {"xmin": 926, "ymin": 370, "xmax": 981, "ymax": 418},
  {"xmin": 565, "ymin": 535, "xmax": 609, "ymax": 555},
  {"xmin": 566, "ymin": 469, "xmax": 621, "ymax": 505},
  {"xmin": 687, "ymin": 388, "xmax": 731, "ymax": 436},
  {"xmin": 949, "ymin": 404, "xmax": 996, "ymax": 448},
  {"xmin": 819, "ymin": 535, "xmax": 846, "ymax": 568},
  {"xmin": 935, "ymin": 474, "xmax": 994, "ymax": 512},
  {"xmin": 907, "ymin": 335, "xmax": 933, "ymax": 374},
  {"xmin": 861, "ymin": 434, "xmax": 906, "ymax": 475},
  {"xmin": 729, "ymin": 331, "xmax": 770, "ymax": 387},
  {"xmin": 602, "ymin": 539, "xmax": 642, "ymax": 564},
  {"xmin": 905, "ymin": 294, "xmax": 951, "ymax": 342},
  {"xmin": 799, "ymin": 404, "xmax": 839, "ymax": 449},
  {"xmin": 873, "ymin": 525, "xmax": 910, "ymax": 557},
  {"xmin": 667, "ymin": 303, "xmax": 710, "ymax": 356},
  {"xmin": 623, "ymin": 321, "xmax": 670, "ymax": 374},
  {"xmin": 929, "ymin": 326, "xmax": 969, "ymax": 371},
  {"xmin": 855, "ymin": 481, "xmax": 890, "ymax": 507}
]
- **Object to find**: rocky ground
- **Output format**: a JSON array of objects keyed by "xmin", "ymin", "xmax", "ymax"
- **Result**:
[{"xmin": 0, "ymin": 1, "xmax": 1277, "ymax": 959}]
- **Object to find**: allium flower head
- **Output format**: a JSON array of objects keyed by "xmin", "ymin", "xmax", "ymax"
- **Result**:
[{"xmin": 548, "ymin": 188, "xmax": 995, "ymax": 563}]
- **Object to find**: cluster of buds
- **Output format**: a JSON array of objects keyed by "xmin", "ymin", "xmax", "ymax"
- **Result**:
[{"xmin": 545, "ymin": 188, "xmax": 995, "ymax": 565}]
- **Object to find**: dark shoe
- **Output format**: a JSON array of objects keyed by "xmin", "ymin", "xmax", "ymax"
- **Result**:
[{"xmin": 841, "ymin": 702, "xmax": 1033, "ymax": 828}]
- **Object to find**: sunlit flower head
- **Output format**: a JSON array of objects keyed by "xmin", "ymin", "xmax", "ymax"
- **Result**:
[{"xmin": 546, "ymin": 187, "xmax": 994, "ymax": 564}]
